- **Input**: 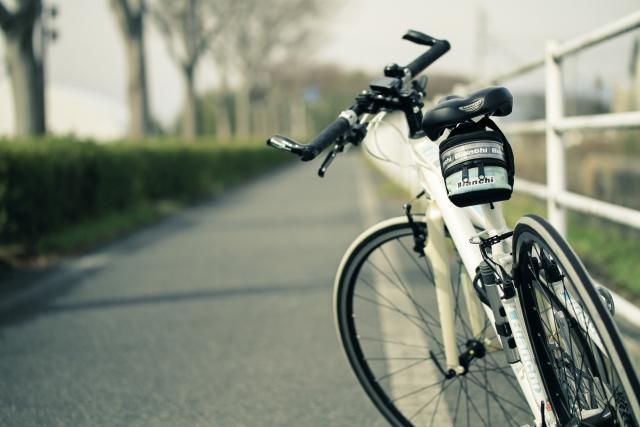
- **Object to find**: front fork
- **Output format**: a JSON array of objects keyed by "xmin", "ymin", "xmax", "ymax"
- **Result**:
[{"xmin": 424, "ymin": 199, "xmax": 486, "ymax": 373}]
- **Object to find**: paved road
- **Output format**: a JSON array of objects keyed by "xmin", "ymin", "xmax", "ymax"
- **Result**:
[
  {"xmin": 0, "ymin": 155, "xmax": 390, "ymax": 427},
  {"xmin": 0, "ymin": 153, "xmax": 638, "ymax": 426}
]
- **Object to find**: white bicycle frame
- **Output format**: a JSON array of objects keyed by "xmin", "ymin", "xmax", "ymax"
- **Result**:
[{"xmin": 362, "ymin": 110, "xmax": 556, "ymax": 427}]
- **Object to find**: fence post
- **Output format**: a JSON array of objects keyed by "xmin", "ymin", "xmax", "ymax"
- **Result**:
[{"xmin": 545, "ymin": 40, "xmax": 567, "ymax": 236}]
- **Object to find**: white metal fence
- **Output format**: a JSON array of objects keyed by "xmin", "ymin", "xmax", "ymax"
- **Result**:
[
  {"xmin": 367, "ymin": 12, "xmax": 640, "ymax": 326},
  {"xmin": 460, "ymin": 11, "xmax": 640, "ymax": 236}
]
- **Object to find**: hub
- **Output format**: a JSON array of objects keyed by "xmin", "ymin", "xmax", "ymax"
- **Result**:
[
  {"xmin": 458, "ymin": 339, "xmax": 486, "ymax": 374},
  {"xmin": 430, "ymin": 339, "xmax": 486, "ymax": 379}
]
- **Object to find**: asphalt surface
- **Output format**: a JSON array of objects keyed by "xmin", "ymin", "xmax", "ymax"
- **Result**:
[
  {"xmin": 0, "ymin": 153, "xmax": 638, "ymax": 426},
  {"xmin": 0, "ymin": 155, "xmax": 390, "ymax": 427}
]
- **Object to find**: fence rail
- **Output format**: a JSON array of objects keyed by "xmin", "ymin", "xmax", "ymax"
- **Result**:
[
  {"xmin": 460, "ymin": 11, "xmax": 640, "ymax": 236},
  {"xmin": 369, "ymin": 12, "xmax": 640, "ymax": 326}
]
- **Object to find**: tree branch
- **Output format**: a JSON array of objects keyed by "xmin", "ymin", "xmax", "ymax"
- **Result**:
[
  {"xmin": 149, "ymin": 4, "xmax": 185, "ymax": 65},
  {"xmin": 195, "ymin": 23, "xmax": 222, "ymax": 59},
  {"xmin": 110, "ymin": 0, "xmax": 146, "ymax": 36}
]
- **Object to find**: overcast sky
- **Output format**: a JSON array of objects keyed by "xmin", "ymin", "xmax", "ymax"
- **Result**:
[{"xmin": 0, "ymin": 0, "xmax": 639, "ymax": 127}]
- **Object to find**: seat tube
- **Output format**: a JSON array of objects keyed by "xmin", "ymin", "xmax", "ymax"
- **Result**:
[{"xmin": 424, "ymin": 199, "xmax": 460, "ymax": 372}]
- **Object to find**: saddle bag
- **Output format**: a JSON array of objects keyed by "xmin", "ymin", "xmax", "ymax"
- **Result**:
[{"xmin": 439, "ymin": 117, "xmax": 514, "ymax": 207}]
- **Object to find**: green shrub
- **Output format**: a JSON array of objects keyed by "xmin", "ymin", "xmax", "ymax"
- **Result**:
[{"xmin": 0, "ymin": 137, "xmax": 289, "ymax": 252}]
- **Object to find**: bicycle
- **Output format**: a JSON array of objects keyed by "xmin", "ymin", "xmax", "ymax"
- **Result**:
[{"xmin": 267, "ymin": 30, "xmax": 640, "ymax": 427}]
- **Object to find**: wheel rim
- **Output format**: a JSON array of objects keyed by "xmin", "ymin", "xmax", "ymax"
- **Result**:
[
  {"xmin": 337, "ymin": 223, "xmax": 532, "ymax": 426},
  {"xmin": 515, "ymin": 229, "xmax": 637, "ymax": 426}
]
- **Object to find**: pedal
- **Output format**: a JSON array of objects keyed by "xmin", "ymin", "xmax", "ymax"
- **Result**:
[{"xmin": 597, "ymin": 287, "xmax": 615, "ymax": 316}]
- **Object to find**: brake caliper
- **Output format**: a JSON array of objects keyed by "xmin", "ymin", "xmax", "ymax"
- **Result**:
[{"xmin": 404, "ymin": 200, "xmax": 426, "ymax": 256}]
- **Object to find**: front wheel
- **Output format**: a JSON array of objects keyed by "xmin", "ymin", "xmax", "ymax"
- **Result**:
[
  {"xmin": 513, "ymin": 215, "xmax": 640, "ymax": 426},
  {"xmin": 334, "ymin": 216, "xmax": 532, "ymax": 426}
]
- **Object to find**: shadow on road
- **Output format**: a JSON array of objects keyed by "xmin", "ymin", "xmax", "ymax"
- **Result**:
[
  {"xmin": 43, "ymin": 281, "xmax": 327, "ymax": 315},
  {"xmin": 0, "ymin": 263, "xmax": 105, "ymax": 327}
]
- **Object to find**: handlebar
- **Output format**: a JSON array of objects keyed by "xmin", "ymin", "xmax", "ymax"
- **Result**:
[
  {"xmin": 302, "ymin": 112, "xmax": 353, "ymax": 161},
  {"xmin": 267, "ymin": 108, "xmax": 358, "ymax": 162},
  {"xmin": 267, "ymin": 29, "xmax": 450, "ymax": 169},
  {"xmin": 405, "ymin": 39, "xmax": 450, "ymax": 78}
]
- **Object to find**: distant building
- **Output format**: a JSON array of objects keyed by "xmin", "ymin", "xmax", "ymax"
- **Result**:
[{"xmin": 0, "ymin": 80, "xmax": 126, "ymax": 140}]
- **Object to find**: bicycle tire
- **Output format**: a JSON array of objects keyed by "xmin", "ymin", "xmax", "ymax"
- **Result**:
[
  {"xmin": 334, "ymin": 216, "xmax": 532, "ymax": 426},
  {"xmin": 513, "ymin": 215, "xmax": 640, "ymax": 426}
]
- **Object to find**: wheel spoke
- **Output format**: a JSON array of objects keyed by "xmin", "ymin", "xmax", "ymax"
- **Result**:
[
  {"xmin": 365, "ymin": 256, "xmax": 443, "ymax": 331},
  {"xmin": 378, "ymin": 244, "xmax": 447, "ymax": 348},
  {"xmin": 408, "ymin": 377, "xmax": 456, "ymax": 421},
  {"xmin": 391, "ymin": 378, "xmax": 447, "ymax": 403},
  {"xmin": 397, "ymin": 238, "xmax": 434, "ymax": 283},
  {"xmin": 512, "ymin": 221, "xmax": 636, "ymax": 425},
  {"xmin": 354, "ymin": 290, "xmax": 439, "ymax": 331},
  {"xmin": 465, "ymin": 373, "xmax": 531, "ymax": 415},
  {"xmin": 375, "ymin": 357, "xmax": 431, "ymax": 382},
  {"xmin": 338, "ymin": 224, "xmax": 539, "ymax": 426},
  {"xmin": 358, "ymin": 336, "xmax": 434, "ymax": 350},
  {"xmin": 473, "ymin": 377, "xmax": 523, "ymax": 425},
  {"xmin": 355, "ymin": 284, "xmax": 441, "ymax": 340}
]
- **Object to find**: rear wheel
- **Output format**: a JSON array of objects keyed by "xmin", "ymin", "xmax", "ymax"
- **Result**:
[
  {"xmin": 334, "ymin": 216, "xmax": 532, "ymax": 426},
  {"xmin": 513, "ymin": 215, "xmax": 640, "ymax": 426}
]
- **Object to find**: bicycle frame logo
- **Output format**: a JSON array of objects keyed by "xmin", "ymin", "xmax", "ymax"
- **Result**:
[
  {"xmin": 458, "ymin": 98, "xmax": 484, "ymax": 112},
  {"xmin": 510, "ymin": 310, "xmax": 544, "ymax": 396},
  {"xmin": 457, "ymin": 176, "xmax": 495, "ymax": 188}
]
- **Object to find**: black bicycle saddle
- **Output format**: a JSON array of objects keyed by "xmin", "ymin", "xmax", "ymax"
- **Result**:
[{"xmin": 422, "ymin": 86, "xmax": 513, "ymax": 140}]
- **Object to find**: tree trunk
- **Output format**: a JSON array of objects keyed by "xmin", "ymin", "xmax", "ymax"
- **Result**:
[
  {"xmin": 215, "ymin": 92, "xmax": 232, "ymax": 140},
  {"xmin": 266, "ymin": 89, "xmax": 281, "ymax": 135},
  {"xmin": 4, "ymin": 9, "xmax": 45, "ymax": 135},
  {"xmin": 125, "ymin": 28, "xmax": 151, "ymax": 138},
  {"xmin": 234, "ymin": 85, "xmax": 250, "ymax": 138},
  {"xmin": 289, "ymin": 99, "xmax": 307, "ymax": 139},
  {"xmin": 111, "ymin": 1, "xmax": 151, "ymax": 139},
  {"xmin": 183, "ymin": 64, "xmax": 197, "ymax": 141},
  {"xmin": 215, "ymin": 73, "xmax": 231, "ymax": 139},
  {"xmin": 253, "ymin": 101, "xmax": 268, "ymax": 137}
]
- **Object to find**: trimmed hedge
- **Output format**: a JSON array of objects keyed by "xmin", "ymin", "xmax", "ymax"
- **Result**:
[{"xmin": 0, "ymin": 138, "xmax": 290, "ymax": 251}]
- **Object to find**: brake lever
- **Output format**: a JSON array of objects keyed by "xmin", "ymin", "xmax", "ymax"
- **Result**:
[{"xmin": 318, "ymin": 143, "xmax": 344, "ymax": 177}]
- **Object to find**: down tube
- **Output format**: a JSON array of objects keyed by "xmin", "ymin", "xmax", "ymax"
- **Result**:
[{"xmin": 419, "ymin": 167, "xmax": 553, "ymax": 426}]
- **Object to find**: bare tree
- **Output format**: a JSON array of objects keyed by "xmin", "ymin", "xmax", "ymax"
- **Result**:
[
  {"xmin": 217, "ymin": 0, "xmax": 326, "ymax": 137},
  {"xmin": 110, "ymin": 0, "xmax": 151, "ymax": 138},
  {"xmin": 213, "ymin": 47, "xmax": 232, "ymax": 139},
  {"xmin": 150, "ymin": 0, "xmax": 231, "ymax": 141},
  {"xmin": 0, "ymin": 0, "xmax": 45, "ymax": 135}
]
